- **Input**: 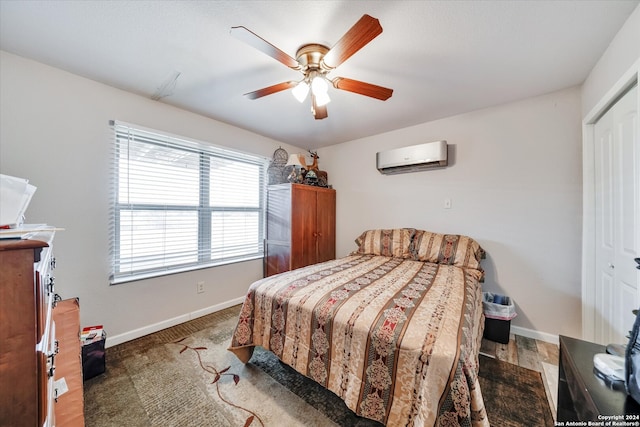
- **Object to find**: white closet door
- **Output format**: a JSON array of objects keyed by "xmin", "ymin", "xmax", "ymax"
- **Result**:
[{"xmin": 594, "ymin": 83, "xmax": 638, "ymax": 345}]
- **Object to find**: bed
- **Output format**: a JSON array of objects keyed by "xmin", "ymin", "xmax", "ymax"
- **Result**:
[{"xmin": 229, "ymin": 228, "xmax": 489, "ymax": 426}]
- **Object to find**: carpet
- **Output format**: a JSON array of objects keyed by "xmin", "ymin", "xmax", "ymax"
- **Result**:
[{"xmin": 84, "ymin": 305, "xmax": 553, "ymax": 426}]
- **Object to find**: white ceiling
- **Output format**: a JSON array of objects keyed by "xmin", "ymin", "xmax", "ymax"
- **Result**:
[{"xmin": 1, "ymin": 1, "xmax": 637, "ymax": 150}]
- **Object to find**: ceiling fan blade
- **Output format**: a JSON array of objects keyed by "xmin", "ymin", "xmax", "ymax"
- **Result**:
[
  {"xmin": 244, "ymin": 81, "xmax": 297, "ymax": 99},
  {"xmin": 321, "ymin": 14, "xmax": 383, "ymax": 70},
  {"xmin": 312, "ymin": 94, "xmax": 328, "ymax": 120},
  {"xmin": 230, "ymin": 26, "xmax": 300, "ymax": 70},
  {"xmin": 332, "ymin": 77, "xmax": 393, "ymax": 100}
]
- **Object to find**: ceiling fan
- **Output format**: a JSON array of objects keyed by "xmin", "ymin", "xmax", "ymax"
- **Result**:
[{"xmin": 230, "ymin": 14, "xmax": 393, "ymax": 120}]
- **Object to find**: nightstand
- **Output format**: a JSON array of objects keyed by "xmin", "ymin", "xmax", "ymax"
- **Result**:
[{"xmin": 558, "ymin": 335, "xmax": 640, "ymax": 421}]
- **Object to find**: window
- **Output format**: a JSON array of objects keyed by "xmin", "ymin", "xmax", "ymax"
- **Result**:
[{"xmin": 110, "ymin": 121, "xmax": 267, "ymax": 284}]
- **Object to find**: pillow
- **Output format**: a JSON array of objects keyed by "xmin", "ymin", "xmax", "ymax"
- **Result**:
[
  {"xmin": 352, "ymin": 228, "xmax": 415, "ymax": 258},
  {"xmin": 411, "ymin": 230, "xmax": 485, "ymax": 269}
]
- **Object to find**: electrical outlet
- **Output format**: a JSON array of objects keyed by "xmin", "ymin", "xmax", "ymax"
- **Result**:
[{"xmin": 197, "ymin": 281, "xmax": 205, "ymax": 294}]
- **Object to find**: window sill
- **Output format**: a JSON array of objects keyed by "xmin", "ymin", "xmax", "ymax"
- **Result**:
[{"xmin": 110, "ymin": 254, "xmax": 263, "ymax": 285}]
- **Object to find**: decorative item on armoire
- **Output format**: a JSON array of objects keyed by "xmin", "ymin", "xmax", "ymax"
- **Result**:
[
  {"xmin": 285, "ymin": 154, "xmax": 304, "ymax": 183},
  {"xmin": 302, "ymin": 150, "xmax": 329, "ymax": 187},
  {"xmin": 304, "ymin": 169, "xmax": 318, "ymax": 186},
  {"xmin": 267, "ymin": 147, "xmax": 289, "ymax": 185}
]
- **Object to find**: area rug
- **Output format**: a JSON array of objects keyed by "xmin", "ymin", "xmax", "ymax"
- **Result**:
[
  {"xmin": 477, "ymin": 354, "xmax": 554, "ymax": 427},
  {"xmin": 84, "ymin": 305, "xmax": 553, "ymax": 426}
]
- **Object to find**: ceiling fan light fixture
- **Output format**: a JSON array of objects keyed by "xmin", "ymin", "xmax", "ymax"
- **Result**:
[
  {"xmin": 310, "ymin": 74, "xmax": 329, "ymax": 95},
  {"xmin": 315, "ymin": 90, "xmax": 331, "ymax": 107},
  {"xmin": 292, "ymin": 81, "xmax": 309, "ymax": 103}
]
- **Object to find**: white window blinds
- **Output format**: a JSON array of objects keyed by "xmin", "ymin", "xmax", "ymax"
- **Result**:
[{"xmin": 110, "ymin": 121, "xmax": 267, "ymax": 284}]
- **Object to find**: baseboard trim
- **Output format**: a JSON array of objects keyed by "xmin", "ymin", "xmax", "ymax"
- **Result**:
[
  {"xmin": 511, "ymin": 325, "xmax": 559, "ymax": 345},
  {"xmin": 105, "ymin": 296, "xmax": 245, "ymax": 348},
  {"xmin": 106, "ymin": 299, "xmax": 560, "ymax": 348}
]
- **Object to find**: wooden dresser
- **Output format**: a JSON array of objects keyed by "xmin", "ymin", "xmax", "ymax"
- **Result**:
[
  {"xmin": 0, "ymin": 232, "xmax": 84, "ymax": 426},
  {"xmin": 264, "ymin": 183, "xmax": 336, "ymax": 277}
]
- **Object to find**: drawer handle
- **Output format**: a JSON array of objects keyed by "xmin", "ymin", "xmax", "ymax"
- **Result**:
[{"xmin": 47, "ymin": 350, "xmax": 57, "ymax": 373}]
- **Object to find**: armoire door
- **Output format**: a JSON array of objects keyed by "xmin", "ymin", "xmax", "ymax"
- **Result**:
[
  {"xmin": 291, "ymin": 185, "xmax": 318, "ymax": 270},
  {"xmin": 315, "ymin": 189, "xmax": 336, "ymax": 263},
  {"xmin": 593, "ymin": 83, "xmax": 639, "ymax": 345}
]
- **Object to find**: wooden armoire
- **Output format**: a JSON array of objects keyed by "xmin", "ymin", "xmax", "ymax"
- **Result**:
[{"xmin": 264, "ymin": 183, "xmax": 336, "ymax": 277}]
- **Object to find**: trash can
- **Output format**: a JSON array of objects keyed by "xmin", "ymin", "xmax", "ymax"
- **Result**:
[
  {"xmin": 482, "ymin": 292, "xmax": 517, "ymax": 344},
  {"xmin": 81, "ymin": 326, "xmax": 106, "ymax": 381}
]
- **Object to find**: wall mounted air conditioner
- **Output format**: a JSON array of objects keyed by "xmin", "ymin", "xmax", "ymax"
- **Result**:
[{"xmin": 376, "ymin": 140, "xmax": 448, "ymax": 175}]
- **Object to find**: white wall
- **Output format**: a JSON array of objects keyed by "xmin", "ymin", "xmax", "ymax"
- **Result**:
[
  {"xmin": 582, "ymin": 4, "xmax": 640, "ymax": 117},
  {"xmin": 318, "ymin": 86, "xmax": 583, "ymax": 340},
  {"xmin": 0, "ymin": 50, "xmax": 304, "ymax": 345}
]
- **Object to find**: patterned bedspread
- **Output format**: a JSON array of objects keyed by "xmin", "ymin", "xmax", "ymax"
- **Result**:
[{"xmin": 229, "ymin": 255, "xmax": 489, "ymax": 426}]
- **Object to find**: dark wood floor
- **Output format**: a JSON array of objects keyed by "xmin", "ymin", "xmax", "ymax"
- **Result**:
[{"xmin": 481, "ymin": 334, "xmax": 559, "ymax": 421}]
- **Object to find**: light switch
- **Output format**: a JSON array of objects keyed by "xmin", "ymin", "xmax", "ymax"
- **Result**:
[{"xmin": 444, "ymin": 198, "xmax": 452, "ymax": 209}]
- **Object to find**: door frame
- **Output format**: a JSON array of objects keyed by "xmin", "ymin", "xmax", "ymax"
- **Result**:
[{"xmin": 582, "ymin": 59, "xmax": 640, "ymax": 341}]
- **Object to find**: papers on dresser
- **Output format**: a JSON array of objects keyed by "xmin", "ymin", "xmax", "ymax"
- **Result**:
[
  {"xmin": 0, "ymin": 174, "xmax": 37, "ymax": 228},
  {"xmin": 0, "ymin": 224, "xmax": 63, "ymax": 240}
]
